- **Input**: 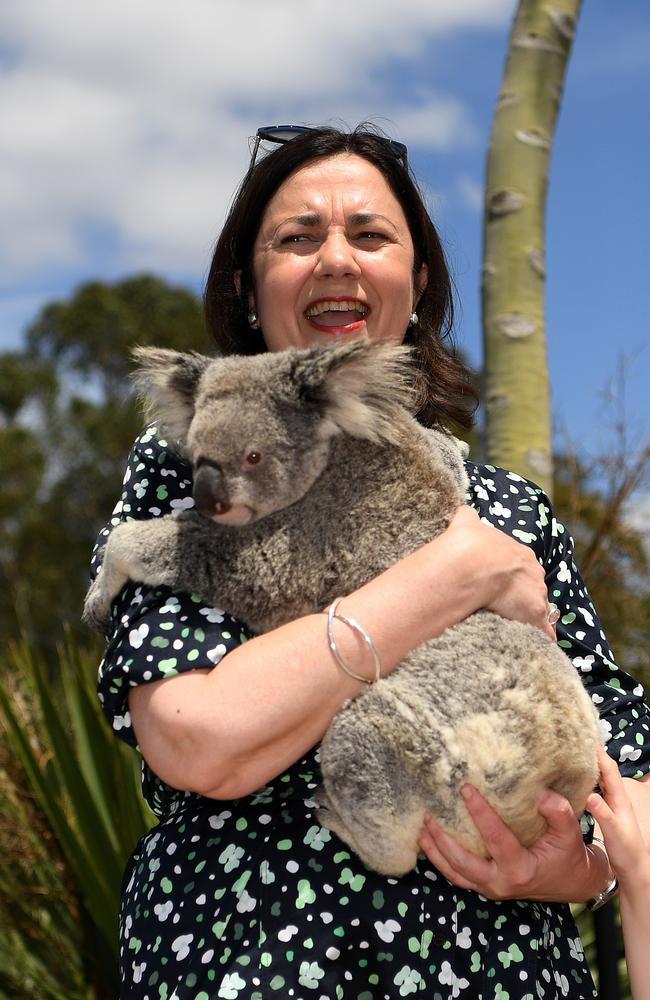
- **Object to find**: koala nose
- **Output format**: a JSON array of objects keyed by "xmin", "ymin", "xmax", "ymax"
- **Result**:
[{"xmin": 193, "ymin": 462, "xmax": 232, "ymax": 516}]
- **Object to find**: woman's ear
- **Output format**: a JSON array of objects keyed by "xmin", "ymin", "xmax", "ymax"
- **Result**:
[
  {"xmin": 414, "ymin": 263, "xmax": 428, "ymax": 307},
  {"xmin": 234, "ymin": 271, "xmax": 259, "ymax": 329}
]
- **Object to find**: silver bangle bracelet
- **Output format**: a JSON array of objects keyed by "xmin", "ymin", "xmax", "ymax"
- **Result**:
[
  {"xmin": 325, "ymin": 598, "xmax": 382, "ymax": 684},
  {"xmin": 587, "ymin": 875, "xmax": 619, "ymax": 911},
  {"xmin": 587, "ymin": 835, "xmax": 618, "ymax": 910}
]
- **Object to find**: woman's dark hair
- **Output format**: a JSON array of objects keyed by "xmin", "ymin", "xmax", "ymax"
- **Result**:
[{"xmin": 204, "ymin": 125, "xmax": 478, "ymax": 428}]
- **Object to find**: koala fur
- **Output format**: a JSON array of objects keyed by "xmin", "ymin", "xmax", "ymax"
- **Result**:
[{"xmin": 84, "ymin": 338, "xmax": 600, "ymax": 876}]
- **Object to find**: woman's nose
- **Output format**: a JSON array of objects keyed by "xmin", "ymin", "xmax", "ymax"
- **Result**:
[{"xmin": 313, "ymin": 231, "xmax": 361, "ymax": 279}]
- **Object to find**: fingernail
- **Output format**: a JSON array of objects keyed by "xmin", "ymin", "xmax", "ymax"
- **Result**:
[{"xmin": 460, "ymin": 784, "xmax": 473, "ymax": 801}]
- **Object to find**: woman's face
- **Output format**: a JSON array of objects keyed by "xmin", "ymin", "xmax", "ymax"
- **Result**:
[{"xmin": 249, "ymin": 153, "xmax": 427, "ymax": 352}]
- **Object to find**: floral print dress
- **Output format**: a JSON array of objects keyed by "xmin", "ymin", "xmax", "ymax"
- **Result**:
[{"xmin": 92, "ymin": 425, "xmax": 650, "ymax": 1000}]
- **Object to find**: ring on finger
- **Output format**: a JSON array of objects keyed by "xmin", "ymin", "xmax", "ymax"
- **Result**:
[{"xmin": 547, "ymin": 605, "xmax": 560, "ymax": 625}]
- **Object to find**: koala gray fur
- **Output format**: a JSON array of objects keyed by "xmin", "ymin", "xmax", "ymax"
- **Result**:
[{"xmin": 84, "ymin": 338, "xmax": 600, "ymax": 876}]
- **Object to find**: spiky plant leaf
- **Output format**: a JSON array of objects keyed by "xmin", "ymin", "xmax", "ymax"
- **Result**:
[{"xmin": 0, "ymin": 639, "xmax": 153, "ymax": 997}]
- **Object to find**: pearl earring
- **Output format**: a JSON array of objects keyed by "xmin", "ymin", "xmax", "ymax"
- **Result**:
[
  {"xmin": 248, "ymin": 310, "xmax": 259, "ymax": 329},
  {"xmin": 409, "ymin": 311, "xmax": 419, "ymax": 327}
]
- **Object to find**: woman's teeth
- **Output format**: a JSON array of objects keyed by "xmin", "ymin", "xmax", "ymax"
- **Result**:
[{"xmin": 305, "ymin": 300, "xmax": 369, "ymax": 317}]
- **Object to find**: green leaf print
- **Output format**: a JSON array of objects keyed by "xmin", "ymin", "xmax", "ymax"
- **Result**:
[
  {"xmin": 218, "ymin": 844, "xmax": 244, "ymax": 873},
  {"xmin": 217, "ymin": 971, "xmax": 246, "ymax": 998},
  {"xmin": 303, "ymin": 824, "xmax": 332, "ymax": 850},
  {"xmin": 407, "ymin": 929, "xmax": 433, "ymax": 957},
  {"xmin": 157, "ymin": 658, "xmax": 178, "ymax": 675},
  {"xmin": 394, "ymin": 965, "xmax": 422, "ymax": 995},
  {"xmin": 497, "ymin": 943, "xmax": 524, "ymax": 968},
  {"xmin": 127, "ymin": 936, "xmax": 142, "ymax": 954},
  {"xmin": 338, "ymin": 866, "xmax": 366, "ymax": 891},
  {"xmin": 298, "ymin": 960, "xmax": 325, "ymax": 988},
  {"xmin": 295, "ymin": 878, "xmax": 316, "ymax": 908}
]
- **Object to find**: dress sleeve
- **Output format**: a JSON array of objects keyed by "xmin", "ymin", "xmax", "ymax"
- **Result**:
[
  {"xmin": 543, "ymin": 501, "xmax": 650, "ymax": 779},
  {"xmin": 92, "ymin": 425, "xmax": 253, "ymax": 749},
  {"xmin": 465, "ymin": 463, "xmax": 650, "ymax": 780}
]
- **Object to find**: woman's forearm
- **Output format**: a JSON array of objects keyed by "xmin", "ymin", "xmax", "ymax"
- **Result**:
[
  {"xmin": 129, "ymin": 506, "xmax": 551, "ymax": 797},
  {"xmin": 129, "ymin": 527, "xmax": 480, "ymax": 796},
  {"xmin": 619, "ymin": 869, "xmax": 650, "ymax": 1000}
]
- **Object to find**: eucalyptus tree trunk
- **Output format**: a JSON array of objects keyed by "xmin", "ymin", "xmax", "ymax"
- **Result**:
[{"xmin": 481, "ymin": 0, "xmax": 582, "ymax": 497}]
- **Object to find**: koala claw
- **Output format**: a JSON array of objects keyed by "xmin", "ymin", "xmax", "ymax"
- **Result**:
[{"xmin": 82, "ymin": 577, "xmax": 113, "ymax": 634}]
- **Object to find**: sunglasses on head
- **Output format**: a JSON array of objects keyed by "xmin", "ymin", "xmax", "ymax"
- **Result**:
[{"xmin": 247, "ymin": 124, "xmax": 409, "ymax": 173}]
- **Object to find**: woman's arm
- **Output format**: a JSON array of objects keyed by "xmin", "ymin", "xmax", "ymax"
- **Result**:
[
  {"xmin": 130, "ymin": 505, "xmax": 555, "ymax": 798},
  {"xmin": 587, "ymin": 748, "xmax": 650, "ymax": 1000}
]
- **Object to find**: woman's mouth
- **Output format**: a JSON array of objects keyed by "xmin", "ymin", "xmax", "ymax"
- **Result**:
[{"xmin": 304, "ymin": 298, "xmax": 369, "ymax": 333}]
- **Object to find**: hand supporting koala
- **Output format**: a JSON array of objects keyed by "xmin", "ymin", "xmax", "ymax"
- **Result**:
[
  {"xmin": 418, "ymin": 783, "xmax": 611, "ymax": 904},
  {"xmin": 445, "ymin": 506, "xmax": 557, "ymax": 640}
]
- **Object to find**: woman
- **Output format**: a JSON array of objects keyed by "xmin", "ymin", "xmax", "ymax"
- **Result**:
[
  {"xmin": 586, "ymin": 747, "xmax": 650, "ymax": 1000},
  {"xmin": 92, "ymin": 125, "xmax": 650, "ymax": 999}
]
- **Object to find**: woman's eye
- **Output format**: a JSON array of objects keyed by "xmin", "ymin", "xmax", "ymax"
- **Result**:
[
  {"xmin": 281, "ymin": 233, "xmax": 315, "ymax": 245},
  {"xmin": 355, "ymin": 231, "xmax": 386, "ymax": 243}
]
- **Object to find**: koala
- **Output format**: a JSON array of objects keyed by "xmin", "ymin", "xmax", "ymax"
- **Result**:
[{"xmin": 84, "ymin": 338, "xmax": 600, "ymax": 876}]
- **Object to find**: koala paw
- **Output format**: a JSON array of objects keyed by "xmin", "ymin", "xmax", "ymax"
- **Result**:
[{"xmin": 82, "ymin": 577, "xmax": 113, "ymax": 634}]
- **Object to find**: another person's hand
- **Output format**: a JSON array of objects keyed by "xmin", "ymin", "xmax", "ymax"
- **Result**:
[
  {"xmin": 586, "ymin": 745, "xmax": 648, "ymax": 882},
  {"xmin": 445, "ymin": 506, "xmax": 557, "ymax": 640},
  {"xmin": 418, "ymin": 783, "xmax": 602, "ymax": 903}
]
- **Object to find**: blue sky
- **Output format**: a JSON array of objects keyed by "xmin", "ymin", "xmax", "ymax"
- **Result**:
[{"xmin": 1, "ymin": 0, "xmax": 648, "ymax": 464}]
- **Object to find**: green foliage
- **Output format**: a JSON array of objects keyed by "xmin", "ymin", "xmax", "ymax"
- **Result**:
[
  {"xmin": 0, "ymin": 637, "xmax": 153, "ymax": 998},
  {"xmin": 554, "ymin": 452, "xmax": 650, "ymax": 692},
  {"xmin": 25, "ymin": 274, "xmax": 212, "ymax": 397},
  {"xmin": 0, "ymin": 352, "xmax": 56, "ymax": 422},
  {"xmin": 0, "ymin": 274, "xmax": 209, "ymax": 655}
]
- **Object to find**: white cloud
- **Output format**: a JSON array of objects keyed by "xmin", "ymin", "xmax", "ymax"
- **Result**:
[
  {"xmin": 456, "ymin": 174, "xmax": 483, "ymax": 211},
  {"xmin": 0, "ymin": 0, "xmax": 513, "ymax": 289}
]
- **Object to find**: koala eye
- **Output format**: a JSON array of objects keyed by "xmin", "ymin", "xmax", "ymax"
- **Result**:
[{"xmin": 243, "ymin": 450, "xmax": 262, "ymax": 469}]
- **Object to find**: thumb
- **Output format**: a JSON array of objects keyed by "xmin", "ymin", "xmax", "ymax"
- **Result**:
[
  {"xmin": 586, "ymin": 791, "xmax": 613, "ymax": 827},
  {"xmin": 537, "ymin": 790, "xmax": 578, "ymax": 837}
]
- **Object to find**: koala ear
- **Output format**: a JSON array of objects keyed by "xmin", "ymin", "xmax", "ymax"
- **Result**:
[
  {"xmin": 131, "ymin": 346, "xmax": 212, "ymax": 444},
  {"xmin": 288, "ymin": 339, "xmax": 416, "ymax": 443}
]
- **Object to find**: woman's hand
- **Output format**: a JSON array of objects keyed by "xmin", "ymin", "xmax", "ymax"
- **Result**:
[
  {"xmin": 445, "ymin": 506, "xmax": 556, "ymax": 640},
  {"xmin": 417, "ymin": 784, "xmax": 608, "ymax": 903},
  {"xmin": 586, "ymin": 745, "xmax": 649, "ymax": 882}
]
